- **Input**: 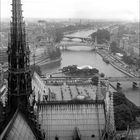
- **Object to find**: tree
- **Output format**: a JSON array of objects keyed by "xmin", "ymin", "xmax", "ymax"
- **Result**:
[
  {"xmin": 115, "ymin": 104, "xmax": 132, "ymax": 130},
  {"xmin": 91, "ymin": 32, "xmax": 96, "ymax": 41},
  {"xmin": 110, "ymin": 41, "xmax": 124, "ymax": 54},
  {"xmin": 122, "ymin": 55, "xmax": 134, "ymax": 65},
  {"xmin": 113, "ymin": 92, "xmax": 140, "ymax": 130},
  {"xmin": 117, "ymin": 25, "xmax": 128, "ymax": 39},
  {"xmin": 48, "ymin": 28, "xmax": 64, "ymax": 43},
  {"xmin": 91, "ymin": 76, "xmax": 99, "ymax": 86},
  {"xmin": 110, "ymin": 41, "xmax": 117, "ymax": 53},
  {"xmin": 96, "ymin": 29, "xmax": 110, "ymax": 44},
  {"xmin": 54, "ymin": 29, "xmax": 64, "ymax": 43},
  {"xmin": 100, "ymin": 73, "xmax": 105, "ymax": 78}
]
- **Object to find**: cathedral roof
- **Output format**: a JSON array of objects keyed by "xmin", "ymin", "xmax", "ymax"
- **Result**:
[
  {"xmin": 0, "ymin": 109, "xmax": 38, "ymax": 140},
  {"xmin": 32, "ymin": 72, "xmax": 105, "ymax": 102}
]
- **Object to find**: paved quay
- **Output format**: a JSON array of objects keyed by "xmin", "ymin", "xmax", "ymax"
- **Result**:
[{"xmin": 96, "ymin": 49, "xmax": 139, "ymax": 77}]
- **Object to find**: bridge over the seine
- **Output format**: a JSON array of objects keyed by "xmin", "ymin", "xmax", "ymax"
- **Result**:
[
  {"xmin": 58, "ymin": 42, "xmax": 94, "ymax": 50},
  {"xmin": 63, "ymin": 36, "xmax": 92, "ymax": 42},
  {"xmin": 63, "ymin": 29, "xmax": 98, "ymax": 42},
  {"xmin": 63, "ymin": 24, "xmax": 118, "ymax": 43}
]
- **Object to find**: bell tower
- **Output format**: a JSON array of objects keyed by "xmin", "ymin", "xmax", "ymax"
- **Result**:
[{"xmin": 7, "ymin": 0, "xmax": 32, "ymax": 112}]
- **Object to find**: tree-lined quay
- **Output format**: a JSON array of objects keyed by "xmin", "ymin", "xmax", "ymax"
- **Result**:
[{"xmin": 96, "ymin": 48, "xmax": 139, "ymax": 77}]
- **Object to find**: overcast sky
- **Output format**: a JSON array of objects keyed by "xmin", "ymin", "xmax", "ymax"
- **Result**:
[{"xmin": 0, "ymin": 0, "xmax": 139, "ymax": 21}]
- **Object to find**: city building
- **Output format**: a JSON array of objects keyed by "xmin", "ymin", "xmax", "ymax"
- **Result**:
[
  {"xmin": 119, "ymin": 34, "xmax": 140, "ymax": 58},
  {"xmin": 0, "ymin": 0, "xmax": 115, "ymax": 140}
]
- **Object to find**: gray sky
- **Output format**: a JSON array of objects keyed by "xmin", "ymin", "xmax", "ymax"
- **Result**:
[{"xmin": 0, "ymin": 0, "xmax": 139, "ymax": 21}]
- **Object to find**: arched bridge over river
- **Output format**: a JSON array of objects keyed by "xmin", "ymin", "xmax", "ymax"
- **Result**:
[{"xmin": 63, "ymin": 36, "xmax": 92, "ymax": 42}]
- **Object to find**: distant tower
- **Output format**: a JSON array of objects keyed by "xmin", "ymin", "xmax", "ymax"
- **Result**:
[{"xmin": 7, "ymin": 0, "xmax": 32, "ymax": 112}]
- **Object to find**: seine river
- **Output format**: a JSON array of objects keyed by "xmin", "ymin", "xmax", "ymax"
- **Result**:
[
  {"xmin": 61, "ymin": 50, "xmax": 125, "ymax": 77},
  {"xmin": 41, "ymin": 28, "xmax": 140, "ymax": 106},
  {"xmin": 42, "ymin": 47, "xmax": 140, "ymax": 106},
  {"xmin": 42, "ymin": 45, "xmax": 125, "ymax": 77}
]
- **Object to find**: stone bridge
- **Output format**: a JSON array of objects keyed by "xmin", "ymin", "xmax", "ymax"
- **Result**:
[
  {"xmin": 58, "ymin": 42, "xmax": 94, "ymax": 50},
  {"xmin": 63, "ymin": 35, "xmax": 92, "ymax": 42}
]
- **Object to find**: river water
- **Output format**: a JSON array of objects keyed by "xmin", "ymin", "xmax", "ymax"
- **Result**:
[
  {"xmin": 61, "ymin": 50, "xmax": 125, "ymax": 77},
  {"xmin": 42, "ymin": 49, "xmax": 125, "ymax": 77},
  {"xmin": 42, "ymin": 48, "xmax": 140, "ymax": 106},
  {"xmin": 41, "ymin": 31, "xmax": 140, "ymax": 106}
]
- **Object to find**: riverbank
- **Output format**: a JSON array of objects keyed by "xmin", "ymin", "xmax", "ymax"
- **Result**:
[
  {"xmin": 109, "ymin": 61, "xmax": 134, "ymax": 77},
  {"xmin": 32, "ymin": 57, "xmax": 62, "ymax": 74},
  {"xmin": 96, "ymin": 49, "xmax": 139, "ymax": 77},
  {"xmin": 34, "ymin": 57, "xmax": 61, "ymax": 67}
]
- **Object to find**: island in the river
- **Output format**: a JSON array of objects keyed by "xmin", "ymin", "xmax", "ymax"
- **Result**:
[{"xmin": 61, "ymin": 65, "xmax": 102, "ymax": 77}]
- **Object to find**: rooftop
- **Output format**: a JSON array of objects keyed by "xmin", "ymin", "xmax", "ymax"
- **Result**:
[
  {"xmin": 32, "ymin": 72, "xmax": 105, "ymax": 103},
  {"xmin": 0, "ymin": 110, "xmax": 37, "ymax": 140}
]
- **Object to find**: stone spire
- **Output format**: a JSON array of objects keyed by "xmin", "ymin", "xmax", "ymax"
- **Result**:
[{"xmin": 7, "ymin": 0, "xmax": 32, "ymax": 112}]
